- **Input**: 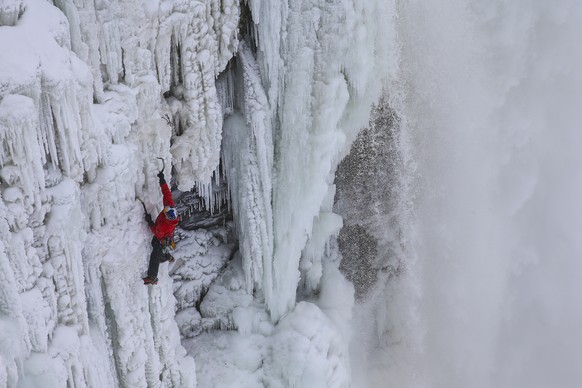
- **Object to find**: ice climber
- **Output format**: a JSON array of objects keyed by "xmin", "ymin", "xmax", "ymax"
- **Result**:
[{"xmin": 142, "ymin": 170, "xmax": 179, "ymax": 285}]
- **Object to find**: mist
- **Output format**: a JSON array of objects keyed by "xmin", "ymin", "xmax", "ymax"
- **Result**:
[{"xmin": 354, "ymin": 0, "xmax": 582, "ymax": 387}]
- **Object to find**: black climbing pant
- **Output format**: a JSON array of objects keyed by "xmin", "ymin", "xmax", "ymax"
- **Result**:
[{"xmin": 147, "ymin": 237, "xmax": 171, "ymax": 278}]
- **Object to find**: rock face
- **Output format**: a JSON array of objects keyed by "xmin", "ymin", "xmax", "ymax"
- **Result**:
[{"xmin": 334, "ymin": 95, "xmax": 405, "ymax": 300}]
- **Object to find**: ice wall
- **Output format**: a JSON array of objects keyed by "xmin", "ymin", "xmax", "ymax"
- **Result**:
[
  {"xmin": 221, "ymin": 42, "xmax": 274, "ymax": 299},
  {"xmin": 0, "ymin": 2, "xmax": 111, "ymax": 384},
  {"xmin": 245, "ymin": 0, "xmax": 395, "ymax": 322},
  {"xmin": 197, "ymin": 0, "xmax": 397, "ymax": 385},
  {"xmin": 0, "ymin": 0, "xmax": 240, "ymax": 385}
]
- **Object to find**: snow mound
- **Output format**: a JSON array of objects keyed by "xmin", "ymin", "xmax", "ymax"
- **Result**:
[{"xmin": 264, "ymin": 302, "xmax": 351, "ymax": 388}]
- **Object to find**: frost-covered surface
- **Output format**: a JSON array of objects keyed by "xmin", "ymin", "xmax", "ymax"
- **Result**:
[
  {"xmin": 183, "ymin": 250, "xmax": 353, "ymax": 388},
  {"xmin": 2, "ymin": 0, "xmax": 395, "ymax": 383},
  {"xmin": 0, "ymin": 0, "xmax": 240, "ymax": 384},
  {"xmin": 0, "ymin": 0, "xmax": 24, "ymax": 27},
  {"xmin": 221, "ymin": 42, "xmax": 274, "ymax": 298},
  {"xmin": 246, "ymin": 0, "xmax": 394, "ymax": 321},
  {"xmin": 185, "ymin": 301, "xmax": 350, "ymax": 388},
  {"xmin": 5, "ymin": 0, "xmax": 575, "ymax": 386},
  {"xmin": 170, "ymin": 225, "xmax": 236, "ymax": 338},
  {"xmin": 187, "ymin": 0, "xmax": 393, "ymax": 383}
]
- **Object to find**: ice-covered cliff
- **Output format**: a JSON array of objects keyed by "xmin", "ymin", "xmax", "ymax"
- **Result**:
[
  {"xmin": 0, "ymin": 0, "xmax": 391, "ymax": 386},
  {"xmin": 0, "ymin": 0, "xmax": 238, "ymax": 385},
  {"xmin": 5, "ymin": 0, "xmax": 578, "ymax": 386}
]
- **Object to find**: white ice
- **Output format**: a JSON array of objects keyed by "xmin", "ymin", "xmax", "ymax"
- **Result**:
[
  {"xmin": 3, "ymin": 0, "xmax": 576, "ymax": 386},
  {"xmin": 0, "ymin": 0, "xmax": 241, "ymax": 384}
]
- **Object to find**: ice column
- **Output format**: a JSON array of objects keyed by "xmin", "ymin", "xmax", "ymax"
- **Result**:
[
  {"xmin": 247, "ymin": 0, "xmax": 391, "ymax": 320},
  {"xmin": 222, "ymin": 42, "xmax": 274, "ymax": 297}
]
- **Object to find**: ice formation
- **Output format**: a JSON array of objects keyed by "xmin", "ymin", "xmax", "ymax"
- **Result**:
[
  {"xmin": 244, "ymin": 0, "xmax": 393, "ymax": 321},
  {"xmin": 0, "ymin": 0, "xmax": 239, "ymax": 384},
  {"xmin": 4, "ymin": 0, "xmax": 575, "ymax": 386},
  {"xmin": 221, "ymin": 41, "xmax": 274, "ymax": 300},
  {"xmin": 2, "ymin": 0, "xmax": 391, "ymax": 382}
]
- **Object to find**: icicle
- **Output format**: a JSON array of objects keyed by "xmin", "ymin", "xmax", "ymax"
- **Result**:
[
  {"xmin": 0, "ymin": 95, "xmax": 45, "ymax": 209},
  {"xmin": 221, "ymin": 42, "xmax": 274, "ymax": 296},
  {"xmin": 300, "ymin": 212, "xmax": 343, "ymax": 294},
  {"xmin": 97, "ymin": 20, "xmax": 123, "ymax": 84},
  {"xmin": 149, "ymin": 0, "xmax": 241, "ymax": 190},
  {"xmin": 0, "ymin": 0, "xmax": 25, "ymax": 26}
]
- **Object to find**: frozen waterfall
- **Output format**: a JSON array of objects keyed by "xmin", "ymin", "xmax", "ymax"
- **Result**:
[
  {"xmin": 0, "ymin": 0, "xmax": 386, "ymax": 385},
  {"xmin": 1, "ymin": 0, "xmax": 581, "ymax": 387}
]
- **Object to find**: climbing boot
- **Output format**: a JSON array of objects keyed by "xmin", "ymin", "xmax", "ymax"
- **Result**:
[{"xmin": 143, "ymin": 276, "xmax": 158, "ymax": 285}]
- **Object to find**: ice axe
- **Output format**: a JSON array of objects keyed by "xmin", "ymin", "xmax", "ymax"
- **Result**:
[
  {"xmin": 163, "ymin": 114, "xmax": 175, "ymax": 130},
  {"xmin": 138, "ymin": 198, "xmax": 147, "ymax": 213},
  {"xmin": 137, "ymin": 198, "xmax": 154, "ymax": 226},
  {"xmin": 157, "ymin": 157, "xmax": 165, "ymax": 175}
]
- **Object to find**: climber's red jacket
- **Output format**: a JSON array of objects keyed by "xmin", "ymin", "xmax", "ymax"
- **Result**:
[{"xmin": 150, "ymin": 182, "xmax": 179, "ymax": 240}]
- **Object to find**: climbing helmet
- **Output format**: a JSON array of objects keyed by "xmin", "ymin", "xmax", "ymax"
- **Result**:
[{"xmin": 164, "ymin": 206, "xmax": 178, "ymax": 220}]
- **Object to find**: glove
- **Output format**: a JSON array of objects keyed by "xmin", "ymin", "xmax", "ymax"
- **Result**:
[
  {"xmin": 145, "ymin": 213, "xmax": 154, "ymax": 227},
  {"xmin": 157, "ymin": 171, "xmax": 166, "ymax": 185}
]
